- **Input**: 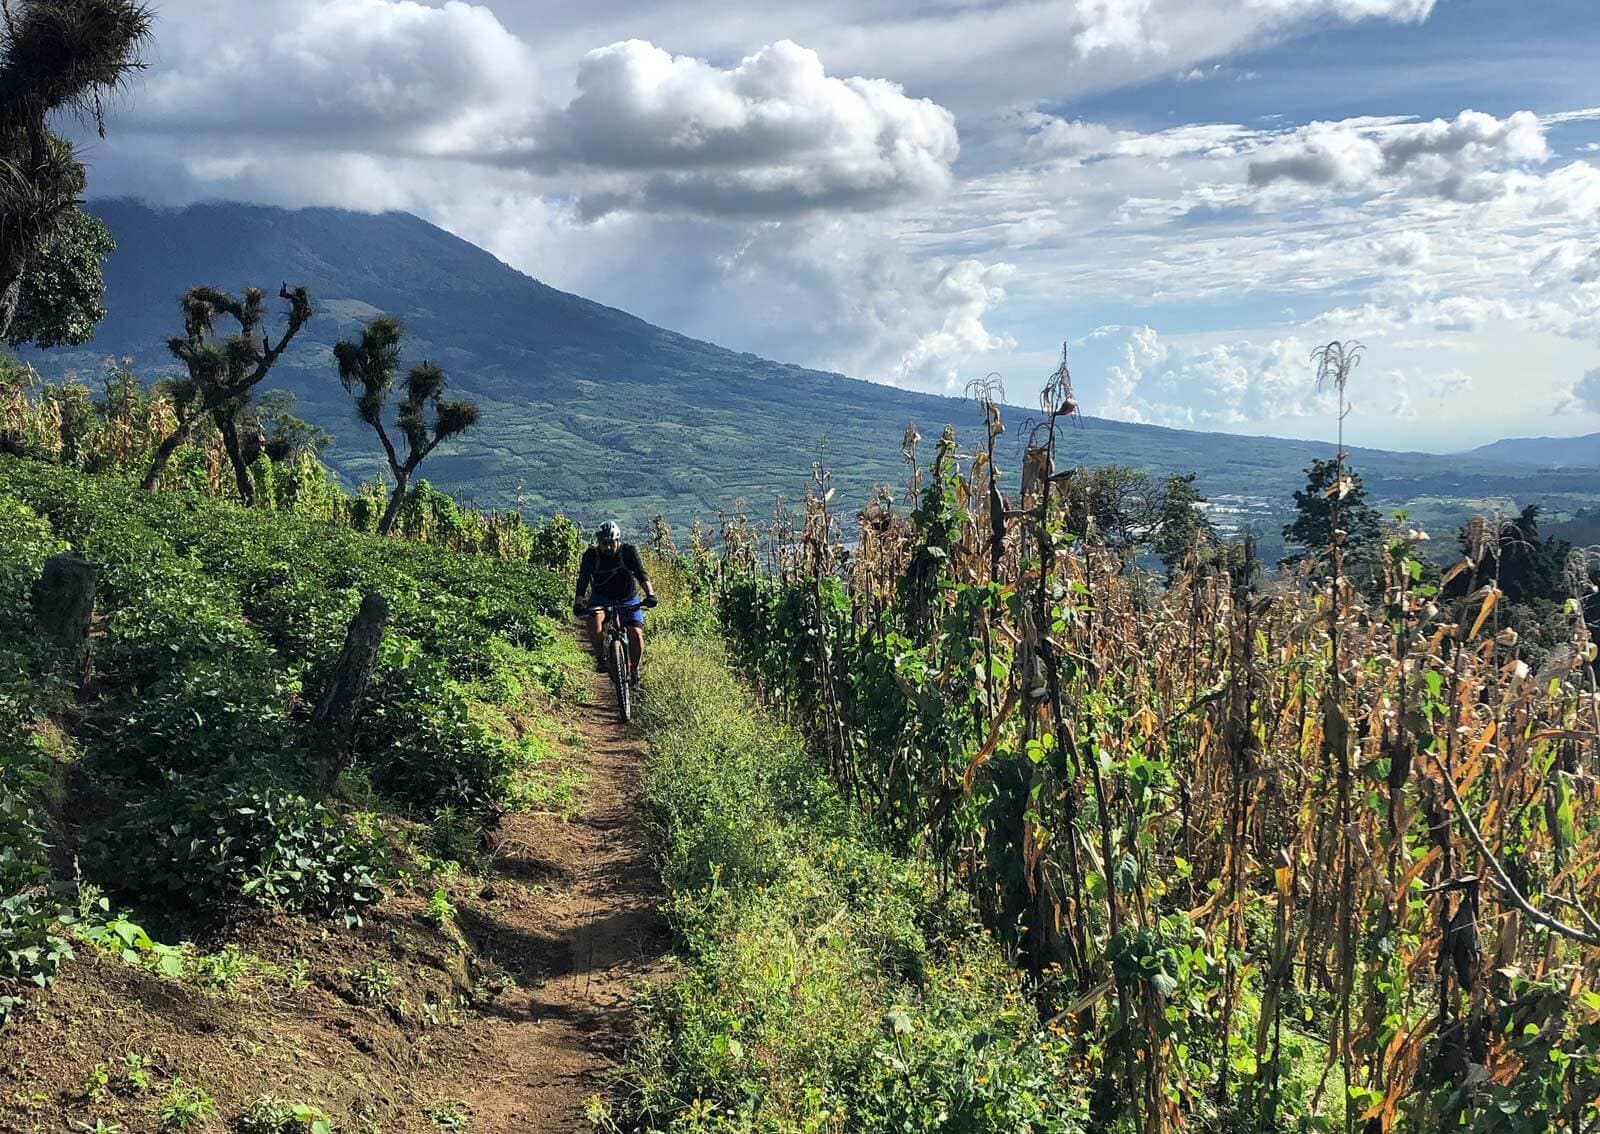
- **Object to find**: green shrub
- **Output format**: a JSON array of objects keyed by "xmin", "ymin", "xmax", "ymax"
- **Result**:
[
  {"xmin": 0, "ymin": 736, "xmax": 72, "ymax": 1024},
  {"xmin": 240, "ymin": 1095, "xmax": 334, "ymax": 1134},
  {"xmin": 354, "ymin": 646, "xmax": 511, "ymax": 813},
  {"xmin": 94, "ymin": 781, "xmax": 381, "ymax": 922},
  {"xmin": 78, "ymin": 661, "xmax": 299, "ymax": 782},
  {"xmin": 529, "ymin": 511, "xmax": 582, "ymax": 576},
  {"xmin": 156, "ymin": 1078, "xmax": 217, "ymax": 1130},
  {"xmin": 0, "ymin": 500, "xmax": 74, "ymax": 1026},
  {"xmin": 0, "ymin": 882, "xmax": 75, "ymax": 1026},
  {"xmin": 0, "ymin": 456, "xmax": 570, "ymax": 1005}
]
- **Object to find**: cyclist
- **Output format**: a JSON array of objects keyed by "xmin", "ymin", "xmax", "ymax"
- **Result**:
[{"xmin": 572, "ymin": 520, "xmax": 657, "ymax": 684}]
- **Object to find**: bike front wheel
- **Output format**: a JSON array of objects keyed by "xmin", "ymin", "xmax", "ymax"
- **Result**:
[{"xmin": 610, "ymin": 634, "xmax": 632, "ymax": 723}]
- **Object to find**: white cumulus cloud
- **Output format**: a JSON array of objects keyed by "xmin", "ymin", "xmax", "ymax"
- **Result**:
[
  {"xmin": 106, "ymin": 3, "xmax": 960, "ymax": 220},
  {"xmin": 1081, "ymin": 325, "xmax": 1324, "ymax": 427},
  {"xmin": 133, "ymin": 0, "xmax": 540, "ymax": 155},
  {"xmin": 889, "ymin": 260, "xmax": 1018, "ymax": 388},
  {"xmin": 1247, "ymin": 110, "xmax": 1548, "ymax": 198},
  {"xmin": 531, "ymin": 39, "xmax": 959, "ymax": 217}
]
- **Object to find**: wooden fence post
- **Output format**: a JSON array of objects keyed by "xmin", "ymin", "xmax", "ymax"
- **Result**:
[
  {"xmin": 310, "ymin": 591, "xmax": 388, "ymax": 794},
  {"xmin": 32, "ymin": 553, "xmax": 97, "ymax": 689}
]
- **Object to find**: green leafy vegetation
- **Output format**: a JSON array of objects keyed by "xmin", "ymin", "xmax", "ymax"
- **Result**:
[
  {"xmin": 147, "ymin": 283, "xmax": 315, "ymax": 499},
  {"xmin": 426, "ymin": 1099, "xmax": 470, "ymax": 1130},
  {"xmin": 239, "ymin": 1096, "xmax": 335, "ymax": 1134},
  {"xmin": 155, "ymin": 1079, "xmax": 217, "ymax": 1131},
  {"xmin": 0, "ymin": 451, "xmax": 576, "ymax": 1023},
  {"xmin": 6, "ymin": 208, "xmax": 118, "ymax": 350}
]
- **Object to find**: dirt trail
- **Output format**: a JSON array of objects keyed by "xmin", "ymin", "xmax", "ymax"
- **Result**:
[{"xmin": 454, "ymin": 659, "xmax": 667, "ymax": 1129}]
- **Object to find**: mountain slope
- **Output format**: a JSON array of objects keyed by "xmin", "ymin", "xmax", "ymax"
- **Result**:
[
  {"xmin": 23, "ymin": 200, "xmax": 1595, "ymax": 537},
  {"xmin": 1470, "ymin": 432, "xmax": 1600, "ymax": 469}
]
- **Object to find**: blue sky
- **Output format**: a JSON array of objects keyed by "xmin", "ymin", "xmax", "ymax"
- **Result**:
[{"xmin": 75, "ymin": 0, "xmax": 1600, "ymax": 451}]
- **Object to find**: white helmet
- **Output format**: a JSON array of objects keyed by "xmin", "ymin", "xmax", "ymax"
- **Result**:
[{"xmin": 597, "ymin": 520, "xmax": 622, "ymax": 544}]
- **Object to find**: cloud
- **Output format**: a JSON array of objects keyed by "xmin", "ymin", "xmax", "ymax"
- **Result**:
[
  {"xmin": 1080, "ymin": 324, "xmax": 1493, "ymax": 433},
  {"xmin": 1081, "ymin": 325, "xmax": 1324, "ymax": 427},
  {"xmin": 1247, "ymin": 110, "xmax": 1548, "ymax": 197},
  {"xmin": 533, "ymin": 39, "xmax": 959, "ymax": 217},
  {"xmin": 1177, "ymin": 63, "xmax": 1256, "ymax": 82},
  {"xmin": 1568, "ymin": 368, "xmax": 1600, "ymax": 415},
  {"xmin": 1025, "ymin": 116, "xmax": 1259, "ymax": 163},
  {"xmin": 1389, "ymin": 368, "xmax": 1472, "ymax": 416},
  {"xmin": 133, "ymin": 0, "xmax": 540, "ymax": 155},
  {"xmin": 889, "ymin": 260, "xmax": 1017, "ymax": 388},
  {"xmin": 1373, "ymin": 229, "xmax": 1431, "ymax": 267},
  {"xmin": 65, "ymin": 0, "xmax": 1597, "ymax": 448},
  {"xmin": 1533, "ymin": 241, "xmax": 1600, "ymax": 290},
  {"xmin": 1072, "ymin": 0, "xmax": 1163, "ymax": 56},
  {"xmin": 112, "ymin": 4, "xmax": 959, "ymax": 219}
]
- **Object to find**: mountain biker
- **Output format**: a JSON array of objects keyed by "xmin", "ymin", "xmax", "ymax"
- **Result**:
[{"xmin": 572, "ymin": 520, "xmax": 657, "ymax": 684}]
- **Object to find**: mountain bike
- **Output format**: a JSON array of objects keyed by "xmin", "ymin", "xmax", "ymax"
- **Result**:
[{"xmin": 598, "ymin": 598, "xmax": 644, "ymax": 723}]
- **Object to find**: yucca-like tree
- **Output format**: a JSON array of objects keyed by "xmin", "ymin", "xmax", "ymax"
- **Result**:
[
  {"xmin": 141, "ymin": 284, "xmax": 314, "ymax": 498},
  {"xmin": 334, "ymin": 314, "xmax": 480, "ymax": 536},
  {"xmin": 0, "ymin": 0, "xmax": 151, "ymax": 341}
]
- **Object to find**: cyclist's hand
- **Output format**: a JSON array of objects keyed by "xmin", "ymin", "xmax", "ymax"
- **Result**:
[
  {"xmin": 572, "ymin": 599, "xmax": 588, "ymax": 618},
  {"xmin": 643, "ymin": 594, "xmax": 659, "ymax": 608}
]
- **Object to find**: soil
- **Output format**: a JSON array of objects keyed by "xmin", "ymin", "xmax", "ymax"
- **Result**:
[
  {"xmin": 0, "ymin": 658, "xmax": 667, "ymax": 1133},
  {"xmin": 453, "ymin": 668, "xmax": 669, "ymax": 1129}
]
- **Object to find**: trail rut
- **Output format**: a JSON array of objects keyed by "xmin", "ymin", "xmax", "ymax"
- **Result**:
[{"xmin": 453, "ymin": 659, "xmax": 667, "ymax": 1129}]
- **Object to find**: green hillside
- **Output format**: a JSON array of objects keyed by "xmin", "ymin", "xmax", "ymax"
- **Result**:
[
  {"xmin": 21, "ymin": 200, "xmax": 1596, "ymax": 538},
  {"xmin": 1470, "ymin": 431, "xmax": 1600, "ymax": 469}
]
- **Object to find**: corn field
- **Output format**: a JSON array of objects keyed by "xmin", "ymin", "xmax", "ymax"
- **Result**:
[{"xmin": 694, "ymin": 358, "xmax": 1600, "ymax": 1131}]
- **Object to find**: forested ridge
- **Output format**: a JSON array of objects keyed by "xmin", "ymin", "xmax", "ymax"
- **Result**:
[{"xmin": 28, "ymin": 198, "xmax": 1600, "ymax": 547}]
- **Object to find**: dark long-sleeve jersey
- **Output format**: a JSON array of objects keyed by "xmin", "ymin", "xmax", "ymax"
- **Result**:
[{"xmin": 575, "ymin": 543, "xmax": 649, "ymax": 603}]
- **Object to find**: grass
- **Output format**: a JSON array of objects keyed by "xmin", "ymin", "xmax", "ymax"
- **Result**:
[{"xmin": 593, "ymin": 620, "xmax": 1090, "ymax": 1133}]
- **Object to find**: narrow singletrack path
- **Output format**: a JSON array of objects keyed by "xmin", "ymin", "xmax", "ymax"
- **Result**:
[{"xmin": 453, "ymin": 654, "xmax": 667, "ymax": 1129}]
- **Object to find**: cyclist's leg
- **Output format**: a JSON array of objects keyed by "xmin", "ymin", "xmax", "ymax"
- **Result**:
[
  {"xmin": 623, "ymin": 603, "xmax": 645, "ymax": 681},
  {"xmin": 587, "ymin": 607, "xmax": 607, "ymax": 669},
  {"xmin": 627, "ymin": 624, "xmax": 643, "ymax": 681}
]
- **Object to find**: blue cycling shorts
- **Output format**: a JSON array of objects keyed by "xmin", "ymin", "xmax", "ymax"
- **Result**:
[{"xmin": 587, "ymin": 598, "xmax": 645, "ymax": 628}]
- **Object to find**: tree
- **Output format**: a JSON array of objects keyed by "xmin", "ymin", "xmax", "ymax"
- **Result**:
[
  {"xmin": 141, "ymin": 284, "xmax": 314, "ymax": 499},
  {"xmin": 253, "ymin": 390, "xmax": 332, "ymax": 465},
  {"xmin": 1065, "ymin": 465, "xmax": 1158, "ymax": 559},
  {"xmin": 334, "ymin": 315, "xmax": 480, "ymax": 536},
  {"xmin": 1453, "ymin": 505, "xmax": 1572, "ymax": 615},
  {"xmin": 0, "ymin": 0, "xmax": 152, "ymax": 341},
  {"xmin": 1493, "ymin": 505, "xmax": 1571, "ymax": 609},
  {"xmin": 1151, "ymin": 472, "xmax": 1216, "ymax": 579},
  {"xmin": 1283, "ymin": 457, "xmax": 1382, "ymax": 588},
  {"xmin": 5, "ymin": 207, "xmax": 115, "ymax": 348}
]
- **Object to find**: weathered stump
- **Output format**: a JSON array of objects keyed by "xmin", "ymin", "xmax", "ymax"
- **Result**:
[
  {"xmin": 310, "ymin": 591, "xmax": 389, "ymax": 794},
  {"xmin": 31, "ymin": 553, "xmax": 97, "ymax": 686}
]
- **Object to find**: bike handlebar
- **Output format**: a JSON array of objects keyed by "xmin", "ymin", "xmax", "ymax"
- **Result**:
[{"xmin": 583, "ymin": 597, "xmax": 647, "ymax": 611}]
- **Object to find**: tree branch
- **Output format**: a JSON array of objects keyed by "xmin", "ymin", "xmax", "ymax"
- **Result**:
[
  {"xmin": 1434, "ymin": 761, "xmax": 1600, "ymax": 946},
  {"xmin": 373, "ymin": 420, "xmax": 403, "ymax": 481}
]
